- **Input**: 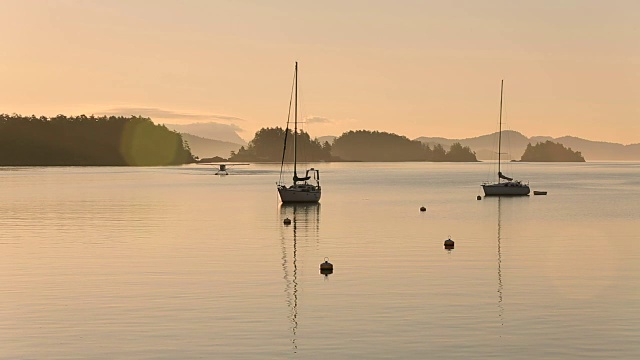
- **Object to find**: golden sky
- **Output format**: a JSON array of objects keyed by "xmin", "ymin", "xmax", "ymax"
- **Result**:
[{"xmin": 1, "ymin": 0, "xmax": 638, "ymax": 144}]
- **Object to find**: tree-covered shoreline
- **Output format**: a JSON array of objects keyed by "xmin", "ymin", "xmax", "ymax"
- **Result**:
[
  {"xmin": 229, "ymin": 128, "xmax": 478, "ymax": 162},
  {"xmin": 520, "ymin": 140, "xmax": 586, "ymax": 162},
  {"xmin": 229, "ymin": 127, "xmax": 332, "ymax": 162},
  {"xmin": 0, "ymin": 118, "xmax": 482, "ymax": 165},
  {"xmin": 0, "ymin": 114, "xmax": 195, "ymax": 166}
]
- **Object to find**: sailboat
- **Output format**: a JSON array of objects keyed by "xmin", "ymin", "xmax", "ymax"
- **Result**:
[
  {"xmin": 482, "ymin": 80, "xmax": 530, "ymax": 196},
  {"xmin": 277, "ymin": 62, "xmax": 321, "ymax": 203}
]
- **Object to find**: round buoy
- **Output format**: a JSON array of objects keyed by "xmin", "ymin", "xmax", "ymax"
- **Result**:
[
  {"xmin": 320, "ymin": 257, "xmax": 333, "ymax": 270},
  {"xmin": 283, "ymin": 218, "xmax": 292, "ymax": 225},
  {"xmin": 320, "ymin": 258, "xmax": 333, "ymax": 276},
  {"xmin": 444, "ymin": 237, "xmax": 455, "ymax": 250},
  {"xmin": 420, "ymin": 206, "xmax": 427, "ymax": 212},
  {"xmin": 320, "ymin": 257, "xmax": 333, "ymax": 275},
  {"xmin": 477, "ymin": 195, "xmax": 482, "ymax": 200}
]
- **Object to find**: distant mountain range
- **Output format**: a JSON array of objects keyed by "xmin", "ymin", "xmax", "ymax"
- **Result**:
[
  {"xmin": 180, "ymin": 133, "xmax": 243, "ymax": 159},
  {"xmin": 414, "ymin": 130, "xmax": 640, "ymax": 161},
  {"xmin": 164, "ymin": 122, "xmax": 246, "ymax": 159},
  {"xmin": 164, "ymin": 122, "xmax": 247, "ymax": 145}
]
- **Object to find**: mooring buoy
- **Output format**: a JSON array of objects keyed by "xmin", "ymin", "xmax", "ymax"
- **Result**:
[
  {"xmin": 420, "ymin": 206, "xmax": 427, "ymax": 212},
  {"xmin": 320, "ymin": 257, "xmax": 333, "ymax": 275},
  {"xmin": 444, "ymin": 237, "xmax": 455, "ymax": 250},
  {"xmin": 283, "ymin": 218, "xmax": 292, "ymax": 225}
]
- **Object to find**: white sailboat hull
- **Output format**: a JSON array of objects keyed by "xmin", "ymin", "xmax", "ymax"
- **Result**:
[
  {"xmin": 278, "ymin": 186, "xmax": 321, "ymax": 203},
  {"xmin": 482, "ymin": 182, "xmax": 530, "ymax": 196}
]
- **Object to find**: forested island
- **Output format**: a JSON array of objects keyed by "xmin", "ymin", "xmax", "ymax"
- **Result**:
[
  {"xmin": 229, "ymin": 127, "xmax": 332, "ymax": 162},
  {"xmin": 229, "ymin": 128, "xmax": 477, "ymax": 162},
  {"xmin": 520, "ymin": 140, "xmax": 586, "ymax": 162},
  {"xmin": 0, "ymin": 114, "xmax": 195, "ymax": 166}
]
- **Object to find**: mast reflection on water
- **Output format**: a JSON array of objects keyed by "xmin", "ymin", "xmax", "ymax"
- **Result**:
[{"xmin": 279, "ymin": 203, "xmax": 320, "ymax": 353}]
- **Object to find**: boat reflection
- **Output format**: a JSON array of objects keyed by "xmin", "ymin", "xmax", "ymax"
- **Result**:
[
  {"xmin": 279, "ymin": 203, "xmax": 320, "ymax": 237},
  {"xmin": 497, "ymin": 197, "xmax": 504, "ymax": 327},
  {"xmin": 279, "ymin": 203, "xmax": 321, "ymax": 353}
]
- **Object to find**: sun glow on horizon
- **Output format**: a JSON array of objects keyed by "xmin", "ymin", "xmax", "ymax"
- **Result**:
[{"xmin": 1, "ymin": 1, "xmax": 638, "ymax": 144}]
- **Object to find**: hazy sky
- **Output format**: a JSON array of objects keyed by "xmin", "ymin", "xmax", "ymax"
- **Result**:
[{"xmin": 1, "ymin": 0, "xmax": 638, "ymax": 144}]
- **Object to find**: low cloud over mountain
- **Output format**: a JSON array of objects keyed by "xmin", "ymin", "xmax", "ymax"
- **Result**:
[
  {"xmin": 305, "ymin": 116, "xmax": 332, "ymax": 124},
  {"xmin": 97, "ymin": 107, "xmax": 244, "ymax": 124},
  {"xmin": 164, "ymin": 122, "xmax": 247, "ymax": 145}
]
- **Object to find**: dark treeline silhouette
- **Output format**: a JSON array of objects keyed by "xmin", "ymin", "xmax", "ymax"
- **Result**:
[
  {"xmin": 445, "ymin": 142, "xmax": 479, "ymax": 162},
  {"xmin": 332, "ymin": 130, "xmax": 426, "ymax": 161},
  {"xmin": 520, "ymin": 140, "xmax": 585, "ymax": 162},
  {"xmin": 229, "ymin": 127, "xmax": 332, "ymax": 162},
  {"xmin": 228, "ymin": 128, "xmax": 476, "ymax": 162},
  {"xmin": 0, "ymin": 114, "xmax": 195, "ymax": 166},
  {"xmin": 332, "ymin": 130, "xmax": 477, "ymax": 161}
]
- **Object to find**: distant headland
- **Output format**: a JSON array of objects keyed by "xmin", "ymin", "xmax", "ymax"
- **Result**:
[
  {"xmin": 3, "ymin": 114, "xmax": 639, "ymax": 165},
  {"xmin": 520, "ymin": 141, "xmax": 585, "ymax": 162},
  {"xmin": 0, "ymin": 114, "xmax": 195, "ymax": 166}
]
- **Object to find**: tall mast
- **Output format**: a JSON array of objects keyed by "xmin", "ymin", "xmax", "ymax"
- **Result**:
[
  {"xmin": 498, "ymin": 79, "xmax": 503, "ymax": 182},
  {"xmin": 293, "ymin": 62, "xmax": 298, "ymax": 180}
]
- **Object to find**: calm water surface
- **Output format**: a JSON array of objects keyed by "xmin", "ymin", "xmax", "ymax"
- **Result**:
[{"xmin": 1, "ymin": 162, "xmax": 639, "ymax": 359}]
